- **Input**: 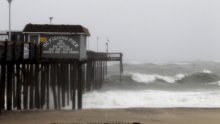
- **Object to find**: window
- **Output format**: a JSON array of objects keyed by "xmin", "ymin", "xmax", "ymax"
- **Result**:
[{"xmin": 29, "ymin": 34, "xmax": 39, "ymax": 44}]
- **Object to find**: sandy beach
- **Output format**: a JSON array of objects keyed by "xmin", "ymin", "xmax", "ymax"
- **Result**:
[{"xmin": 0, "ymin": 108, "xmax": 220, "ymax": 124}]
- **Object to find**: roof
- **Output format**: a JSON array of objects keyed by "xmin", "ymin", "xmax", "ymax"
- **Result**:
[{"xmin": 23, "ymin": 24, "xmax": 90, "ymax": 36}]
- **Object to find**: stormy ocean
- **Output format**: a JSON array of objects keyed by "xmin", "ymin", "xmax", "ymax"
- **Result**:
[{"xmin": 81, "ymin": 61, "xmax": 220, "ymax": 109}]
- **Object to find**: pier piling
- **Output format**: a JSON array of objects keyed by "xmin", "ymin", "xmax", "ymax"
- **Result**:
[{"xmin": 0, "ymin": 41, "xmax": 123, "ymax": 113}]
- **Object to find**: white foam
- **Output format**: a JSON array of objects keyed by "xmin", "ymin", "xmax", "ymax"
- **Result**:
[
  {"xmin": 123, "ymin": 61, "xmax": 145, "ymax": 65},
  {"xmin": 130, "ymin": 73, "xmax": 156, "ymax": 83},
  {"xmin": 123, "ymin": 69, "xmax": 214, "ymax": 84},
  {"xmin": 202, "ymin": 69, "xmax": 213, "ymax": 74},
  {"xmin": 209, "ymin": 81, "xmax": 220, "ymax": 86},
  {"xmin": 124, "ymin": 72, "xmax": 186, "ymax": 84},
  {"xmin": 173, "ymin": 62, "xmax": 191, "ymax": 65},
  {"xmin": 79, "ymin": 90, "xmax": 220, "ymax": 108}
]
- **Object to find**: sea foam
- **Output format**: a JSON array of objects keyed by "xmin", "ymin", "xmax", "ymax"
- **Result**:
[
  {"xmin": 123, "ymin": 69, "xmax": 215, "ymax": 84},
  {"xmin": 81, "ymin": 90, "xmax": 220, "ymax": 108},
  {"xmin": 124, "ymin": 72, "xmax": 185, "ymax": 84}
]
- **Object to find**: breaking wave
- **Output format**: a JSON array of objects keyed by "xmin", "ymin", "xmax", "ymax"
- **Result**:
[
  {"xmin": 124, "ymin": 72, "xmax": 185, "ymax": 83},
  {"xmin": 82, "ymin": 90, "xmax": 220, "ymax": 108},
  {"xmin": 122, "ymin": 70, "xmax": 220, "ymax": 84}
]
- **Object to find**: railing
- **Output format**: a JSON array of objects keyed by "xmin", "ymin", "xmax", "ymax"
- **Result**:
[
  {"xmin": 0, "ymin": 31, "xmax": 8, "ymax": 34},
  {"xmin": 87, "ymin": 51, "xmax": 123, "ymax": 61},
  {"xmin": 0, "ymin": 32, "xmax": 8, "ymax": 41}
]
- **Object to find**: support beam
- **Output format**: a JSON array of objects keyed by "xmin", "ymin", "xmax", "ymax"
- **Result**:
[{"xmin": 77, "ymin": 62, "xmax": 82, "ymax": 109}]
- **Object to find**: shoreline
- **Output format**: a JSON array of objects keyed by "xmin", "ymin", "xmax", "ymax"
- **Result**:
[{"xmin": 1, "ymin": 108, "xmax": 220, "ymax": 124}]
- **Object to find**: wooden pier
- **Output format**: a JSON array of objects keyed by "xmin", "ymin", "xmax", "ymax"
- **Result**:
[{"xmin": 0, "ymin": 42, "xmax": 123, "ymax": 113}]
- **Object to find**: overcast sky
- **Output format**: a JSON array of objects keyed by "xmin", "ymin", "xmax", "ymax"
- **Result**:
[{"xmin": 1, "ymin": 0, "xmax": 220, "ymax": 62}]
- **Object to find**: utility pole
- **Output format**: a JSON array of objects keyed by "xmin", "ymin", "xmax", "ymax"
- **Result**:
[
  {"xmin": 7, "ymin": 0, "xmax": 13, "ymax": 41},
  {"xmin": 105, "ymin": 38, "xmax": 110, "ymax": 76},
  {"xmin": 49, "ymin": 17, "xmax": 53, "ymax": 24},
  {"xmin": 106, "ymin": 38, "xmax": 110, "ymax": 53},
  {"xmin": 96, "ymin": 37, "xmax": 99, "ymax": 52}
]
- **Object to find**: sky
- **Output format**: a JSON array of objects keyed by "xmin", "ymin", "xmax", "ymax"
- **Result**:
[{"xmin": 1, "ymin": 0, "xmax": 220, "ymax": 62}]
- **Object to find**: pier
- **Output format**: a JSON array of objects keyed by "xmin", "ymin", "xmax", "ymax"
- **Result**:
[{"xmin": 0, "ymin": 24, "xmax": 123, "ymax": 113}]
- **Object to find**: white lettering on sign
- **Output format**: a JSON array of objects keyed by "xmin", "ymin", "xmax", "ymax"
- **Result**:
[
  {"xmin": 42, "ymin": 36, "xmax": 79, "ymax": 56},
  {"xmin": 43, "ymin": 36, "xmax": 78, "ymax": 47}
]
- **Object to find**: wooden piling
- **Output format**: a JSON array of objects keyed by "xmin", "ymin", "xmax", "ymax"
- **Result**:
[
  {"xmin": 0, "ymin": 41, "xmax": 123, "ymax": 113},
  {"xmin": 67, "ymin": 64, "xmax": 70, "ymax": 106},
  {"xmin": 86, "ymin": 61, "xmax": 91, "ymax": 92},
  {"xmin": 120, "ymin": 54, "xmax": 123, "ymax": 82},
  {"xmin": 61, "ymin": 63, "xmax": 66, "ymax": 107},
  {"xmin": 29, "ymin": 64, "xmax": 34, "ymax": 109},
  {"xmin": 0, "ymin": 64, "xmax": 6, "ymax": 111},
  {"xmin": 46, "ymin": 63, "xmax": 50, "ymax": 109},
  {"xmin": 40, "ymin": 64, "xmax": 46, "ymax": 108},
  {"xmin": 77, "ymin": 62, "xmax": 82, "ymax": 109},
  {"xmin": 51, "ymin": 64, "xmax": 57, "ymax": 109},
  {"xmin": 6, "ymin": 64, "xmax": 13, "ymax": 111},
  {"xmin": 25, "ymin": 64, "xmax": 29, "ymax": 109},
  {"xmin": 81, "ymin": 64, "xmax": 86, "ymax": 93},
  {"xmin": 0, "ymin": 42, "xmax": 7, "ymax": 111},
  {"xmin": 34, "ymin": 63, "xmax": 40, "ymax": 109},
  {"xmin": 56, "ymin": 63, "xmax": 61, "ymax": 109},
  {"xmin": 70, "ymin": 62, "xmax": 76, "ymax": 110},
  {"xmin": 16, "ymin": 63, "xmax": 21, "ymax": 110}
]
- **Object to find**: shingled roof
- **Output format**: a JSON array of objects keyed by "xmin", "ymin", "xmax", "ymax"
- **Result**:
[{"xmin": 23, "ymin": 24, "xmax": 90, "ymax": 36}]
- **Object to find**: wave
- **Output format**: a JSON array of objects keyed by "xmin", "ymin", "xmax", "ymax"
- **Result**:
[
  {"xmin": 66, "ymin": 90, "xmax": 220, "ymax": 108},
  {"xmin": 124, "ymin": 72, "xmax": 185, "ymax": 84},
  {"xmin": 177, "ymin": 70, "xmax": 219, "ymax": 84},
  {"xmin": 208, "ymin": 81, "xmax": 220, "ymax": 86},
  {"xmin": 122, "ymin": 70, "xmax": 220, "ymax": 84}
]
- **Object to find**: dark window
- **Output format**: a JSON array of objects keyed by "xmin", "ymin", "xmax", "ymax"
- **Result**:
[{"xmin": 30, "ymin": 35, "xmax": 39, "ymax": 44}]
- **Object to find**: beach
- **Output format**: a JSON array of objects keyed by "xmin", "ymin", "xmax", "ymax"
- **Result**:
[{"xmin": 1, "ymin": 108, "xmax": 220, "ymax": 124}]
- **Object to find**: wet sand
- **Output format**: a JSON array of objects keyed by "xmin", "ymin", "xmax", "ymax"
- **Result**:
[{"xmin": 1, "ymin": 108, "xmax": 220, "ymax": 124}]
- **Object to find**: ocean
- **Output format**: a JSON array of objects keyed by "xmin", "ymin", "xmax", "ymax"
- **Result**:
[{"xmin": 81, "ymin": 61, "xmax": 220, "ymax": 109}]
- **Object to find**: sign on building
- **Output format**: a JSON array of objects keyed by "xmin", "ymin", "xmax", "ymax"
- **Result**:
[
  {"xmin": 23, "ymin": 24, "xmax": 90, "ymax": 60},
  {"xmin": 42, "ymin": 35, "xmax": 80, "ymax": 59}
]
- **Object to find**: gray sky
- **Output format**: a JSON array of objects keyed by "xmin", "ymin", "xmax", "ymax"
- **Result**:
[{"xmin": 1, "ymin": 0, "xmax": 220, "ymax": 62}]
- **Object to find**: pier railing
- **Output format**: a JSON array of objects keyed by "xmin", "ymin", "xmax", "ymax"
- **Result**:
[{"xmin": 87, "ymin": 51, "xmax": 123, "ymax": 61}]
